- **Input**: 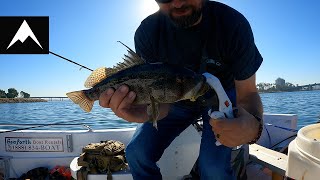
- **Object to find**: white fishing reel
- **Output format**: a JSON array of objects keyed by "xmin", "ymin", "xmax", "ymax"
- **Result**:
[{"xmin": 202, "ymin": 73, "xmax": 234, "ymax": 146}]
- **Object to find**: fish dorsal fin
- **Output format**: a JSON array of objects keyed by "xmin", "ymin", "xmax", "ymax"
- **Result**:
[
  {"xmin": 84, "ymin": 42, "xmax": 144, "ymax": 88},
  {"xmin": 112, "ymin": 41, "xmax": 145, "ymax": 72},
  {"xmin": 84, "ymin": 67, "xmax": 116, "ymax": 88}
]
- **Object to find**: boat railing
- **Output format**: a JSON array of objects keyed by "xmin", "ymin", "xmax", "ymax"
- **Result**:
[{"xmin": 0, "ymin": 123, "xmax": 94, "ymax": 132}]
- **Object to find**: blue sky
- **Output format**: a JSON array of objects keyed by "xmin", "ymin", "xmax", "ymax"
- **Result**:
[{"xmin": 0, "ymin": 0, "xmax": 319, "ymax": 97}]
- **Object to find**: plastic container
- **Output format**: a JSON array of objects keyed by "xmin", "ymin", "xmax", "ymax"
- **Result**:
[{"xmin": 286, "ymin": 123, "xmax": 320, "ymax": 179}]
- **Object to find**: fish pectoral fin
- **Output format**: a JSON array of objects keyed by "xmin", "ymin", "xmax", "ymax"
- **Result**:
[
  {"xmin": 147, "ymin": 96, "xmax": 160, "ymax": 129},
  {"xmin": 84, "ymin": 67, "xmax": 115, "ymax": 88},
  {"xmin": 66, "ymin": 91, "xmax": 94, "ymax": 112}
]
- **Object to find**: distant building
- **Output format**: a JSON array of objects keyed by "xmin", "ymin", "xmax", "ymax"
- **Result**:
[
  {"xmin": 314, "ymin": 85, "xmax": 320, "ymax": 90},
  {"xmin": 275, "ymin": 78, "xmax": 285, "ymax": 86}
]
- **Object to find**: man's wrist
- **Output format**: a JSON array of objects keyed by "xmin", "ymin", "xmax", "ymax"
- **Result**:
[{"xmin": 247, "ymin": 114, "xmax": 263, "ymax": 144}]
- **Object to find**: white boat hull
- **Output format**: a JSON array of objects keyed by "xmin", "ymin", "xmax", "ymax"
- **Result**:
[{"xmin": 0, "ymin": 114, "xmax": 298, "ymax": 179}]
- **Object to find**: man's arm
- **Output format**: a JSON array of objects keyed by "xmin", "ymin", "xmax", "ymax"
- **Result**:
[
  {"xmin": 235, "ymin": 74, "xmax": 263, "ymax": 121},
  {"xmin": 235, "ymin": 74, "xmax": 263, "ymax": 143},
  {"xmin": 210, "ymin": 74, "xmax": 263, "ymax": 147}
]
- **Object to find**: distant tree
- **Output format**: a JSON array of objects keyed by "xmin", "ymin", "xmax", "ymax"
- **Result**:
[
  {"xmin": 269, "ymin": 86, "xmax": 276, "ymax": 92},
  {"xmin": 257, "ymin": 82, "xmax": 277, "ymax": 92},
  {"xmin": 0, "ymin": 89, "xmax": 7, "ymax": 98},
  {"xmin": 257, "ymin": 83, "xmax": 265, "ymax": 91},
  {"xmin": 20, "ymin": 91, "xmax": 30, "ymax": 98},
  {"xmin": 20, "ymin": 91, "xmax": 24, "ymax": 98},
  {"xmin": 6, "ymin": 88, "xmax": 18, "ymax": 98},
  {"xmin": 25, "ymin": 93, "xmax": 30, "ymax": 98},
  {"xmin": 285, "ymin": 82, "xmax": 295, "ymax": 87}
]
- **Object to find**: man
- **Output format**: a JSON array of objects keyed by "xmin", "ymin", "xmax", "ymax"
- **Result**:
[{"xmin": 99, "ymin": 0, "xmax": 263, "ymax": 179}]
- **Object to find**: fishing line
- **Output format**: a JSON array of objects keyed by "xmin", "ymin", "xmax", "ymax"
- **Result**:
[
  {"xmin": 270, "ymin": 134, "xmax": 297, "ymax": 149},
  {"xmin": 49, "ymin": 51, "xmax": 93, "ymax": 71}
]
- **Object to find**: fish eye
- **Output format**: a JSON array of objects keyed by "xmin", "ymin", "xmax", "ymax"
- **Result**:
[{"xmin": 176, "ymin": 77, "xmax": 183, "ymax": 83}]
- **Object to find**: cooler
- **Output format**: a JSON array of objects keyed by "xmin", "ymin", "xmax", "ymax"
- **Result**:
[{"xmin": 286, "ymin": 123, "xmax": 320, "ymax": 179}]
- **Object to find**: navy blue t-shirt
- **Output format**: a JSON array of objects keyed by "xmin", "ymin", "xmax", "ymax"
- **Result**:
[{"xmin": 134, "ymin": 1, "xmax": 263, "ymax": 106}]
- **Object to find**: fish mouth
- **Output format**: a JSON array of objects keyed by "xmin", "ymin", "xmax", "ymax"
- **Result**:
[
  {"xmin": 191, "ymin": 79, "xmax": 210, "ymax": 101},
  {"xmin": 182, "ymin": 76, "xmax": 209, "ymax": 102}
]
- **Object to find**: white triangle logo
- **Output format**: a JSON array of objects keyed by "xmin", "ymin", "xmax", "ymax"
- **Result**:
[{"xmin": 7, "ymin": 20, "xmax": 43, "ymax": 50}]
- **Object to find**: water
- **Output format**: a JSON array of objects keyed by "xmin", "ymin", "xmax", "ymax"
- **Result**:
[
  {"xmin": 0, "ymin": 100, "xmax": 137, "ymax": 130},
  {"xmin": 261, "ymin": 90, "xmax": 320, "ymax": 129},
  {"xmin": 0, "ymin": 90, "xmax": 319, "ymax": 130}
]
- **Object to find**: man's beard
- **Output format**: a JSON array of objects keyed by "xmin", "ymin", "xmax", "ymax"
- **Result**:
[{"xmin": 168, "ymin": 4, "xmax": 203, "ymax": 28}]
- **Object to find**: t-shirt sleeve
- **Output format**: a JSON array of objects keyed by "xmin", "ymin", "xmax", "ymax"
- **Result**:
[
  {"xmin": 134, "ymin": 22, "xmax": 156, "ymax": 63},
  {"xmin": 228, "ymin": 15, "xmax": 263, "ymax": 81}
]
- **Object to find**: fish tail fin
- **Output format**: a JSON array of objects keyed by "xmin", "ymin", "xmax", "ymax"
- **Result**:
[{"xmin": 66, "ymin": 90, "xmax": 94, "ymax": 112}]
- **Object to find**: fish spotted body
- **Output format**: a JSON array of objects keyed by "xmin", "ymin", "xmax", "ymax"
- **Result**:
[{"xmin": 67, "ymin": 43, "xmax": 209, "ymax": 128}]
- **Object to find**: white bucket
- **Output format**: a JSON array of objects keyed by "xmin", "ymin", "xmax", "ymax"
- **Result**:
[{"xmin": 286, "ymin": 123, "xmax": 320, "ymax": 179}]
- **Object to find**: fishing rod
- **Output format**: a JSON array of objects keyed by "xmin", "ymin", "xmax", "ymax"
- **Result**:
[
  {"xmin": 265, "ymin": 123, "xmax": 298, "ymax": 132},
  {"xmin": 49, "ymin": 41, "xmax": 132, "ymax": 71},
  {"xmin": 0, "ymin": 53, "xmax": 98, "ymax": 133},
  {"xmin": 49, "ymin": 51, "xmax": 93, "ymax": 71}
]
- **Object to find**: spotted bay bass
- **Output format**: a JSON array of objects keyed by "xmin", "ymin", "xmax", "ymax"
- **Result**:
[{"xmin": 67, "ymin": 44, "xmax": 209, "ymax": 128}]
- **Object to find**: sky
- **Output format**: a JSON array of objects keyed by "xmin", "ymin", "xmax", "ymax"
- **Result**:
[{"xmin": 0, "ymin": 0, "xmax": 319, "ymax": 97}]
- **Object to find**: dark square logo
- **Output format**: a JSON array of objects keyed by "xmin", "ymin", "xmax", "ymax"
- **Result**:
[{"xmin": 0, "ymin": 16, "xmax": 49, "ymax": 54}]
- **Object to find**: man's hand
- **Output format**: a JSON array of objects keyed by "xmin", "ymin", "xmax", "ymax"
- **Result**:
[
  {"xmin": 209, "ymin": 106, "xmax": 260, "ymax": 147},
  {"xmin": 99, "ymin": 85, "xmax": 170, "ymax": 123}
]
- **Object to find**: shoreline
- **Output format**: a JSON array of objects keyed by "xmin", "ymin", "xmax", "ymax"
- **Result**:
[
  {"xmin": 259, "ymin": 89, "xmax": 320, "ymax": 93},
  {"xmin": 0, "ymin": 98, "xmax": 48, "ymax": 103}
]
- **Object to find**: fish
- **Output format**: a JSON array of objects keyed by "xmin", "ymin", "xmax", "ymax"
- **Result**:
[{"xmin": 66, "ymin": 42, "xmax": 209, "ymax": 128}]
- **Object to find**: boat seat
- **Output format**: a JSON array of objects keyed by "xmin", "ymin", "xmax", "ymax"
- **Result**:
[{"xmin": 249, "ymin": 143, "xmax": 288, "ymax": 176}]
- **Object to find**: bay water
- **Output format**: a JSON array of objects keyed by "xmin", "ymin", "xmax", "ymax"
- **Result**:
[{"xmin": 0, "ymin": 90, "xmax": 319, "ymax": 130}]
